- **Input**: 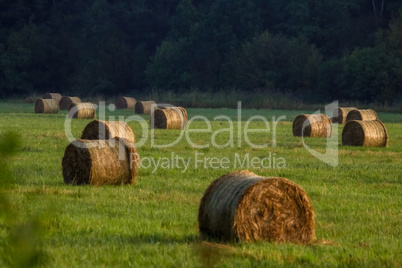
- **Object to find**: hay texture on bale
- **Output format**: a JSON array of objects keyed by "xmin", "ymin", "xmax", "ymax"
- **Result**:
[
  {"xmin": 135, "ymin": 100, "xmax": 157, "ymax": 114},
  {"xmin": 115, "ymin": 97, "xmax": 136, "ymax": 110},
  {"xmin": 292, "ymin": 114, "xmax": 332, "ymax": 138},
  {"xmin": 342, "ymin": 120, "xmax": 388, "ymax": 147},
  {"xmin": 198, "ymin": 170, "xmax": 315, "ymax": 244},
  {"xmin": 152, "ymin": 107, "xmax": 188, "ymax": 129},
  {"xmin": 332, "ymin": 107, "xmax": 357, "ymax": 124},
  {"xmin": 346, "ymin": 109, "xmax": 379, "ymax": 122},
  {"xmin": 42, "ymin": 93, "xmax": 62, "ymax": 105},
  {"xmin": 59, "ymin": 96, "xmax": 82, "ymax": 110},
  {"xmin": 34, "ymin": 98, "xmax": 59, "ymax": 114},
  {"xmin": 81, "ymin": 120, "xmax": 135, "ymax": 144},
  {"xmin": 159, "ymin": 106, "xmax": 188, "ymax": 123},
  {"xmin": 68, "ymin": 102, "xmax": 96, "ymax": 119},
  {"xmin": 62, "ymin": 138, "xmax": 138, "ymax": 185}
]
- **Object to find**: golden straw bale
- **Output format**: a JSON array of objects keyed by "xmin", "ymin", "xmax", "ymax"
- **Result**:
[
  {"xmin": 115, "ymin": 97, "xmax": 136, "ymax": 109},
  {"xmin": 198, "ymin": 170, "xmax": 315, "ymax": 244},
  {"xmin": 68, "ymin": 102, "xmax": 96, "ymax": 119},
  {"xmin": 342, "ymin": 120, "xmax": 388, "ymax": 147},
  {"xmin": 34, "ymin": 98, "xmax": 59, "ymax": 114},
  {"xmin": 292, "ymin": 114, "xmax": 332, "ymax": 137},
  {"xmin": 346, "ymin": 109, "xmax": 378, "ymax": 122},
  {"xmin": 42, "ymin": 93, "xmax": 62, "ymax": 105},
  {"xmin": 152, "ymin": 107, "xmax": 187, "ymax": 129},
  {"xmin": 135, "ymin": 100, "xmax": 157, "ymax": 114},
  {"xmin": 59, "ymin": 96, "xmax": 82, "ymax": 110},
  {"xmin": 179, "ymin": 107, "xmax": 188, "ymax": 123},
  {"xmin": 62, "ymin": 138, "xmax": 138, "ymax": 185},
  {"xmin": 159, "ymin": 106, "xmax": 188, "ymax": 124},
  {"xmin": 81, "ymin": 120, "xmax": 135, "ymax": 144},
  {"xmin": 332, "ymin": 107, "xmax": 357, "ymax": 124}
]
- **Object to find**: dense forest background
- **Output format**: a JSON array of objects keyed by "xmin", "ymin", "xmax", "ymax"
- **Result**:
[{"xmin": 0, "ymin": 0, "xmax": 401, "ymax": 104}]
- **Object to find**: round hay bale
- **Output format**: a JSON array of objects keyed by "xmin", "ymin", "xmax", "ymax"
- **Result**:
[
  {"xmin": 81, "ymin": 120, "xmax": 135, "ymax": 144},
  {"xmin": 346, "ymin": 109, "xmax": 378, "ymax": 122},
  {"xmin": 292, "ymin": 114, "xmax": 332, "ymax": 138},
  {"xmin": 115, "ymin": 97, "xmax": 136, "ymax": 110},
  {"xmin": 62, "ymin": 138, "xmax": 138, "ymax": 185},
  {"xmin": 68, "ymin": 102, "xmax": 96, "ymax": 119},
  {"xmin": 135, "ymin": 100, "xmax": 157, "ymax": 115},
  {"xmin": 59, "ymin": 96, "xmax": 82, "ymax": 110},
  {"xmin": 342, "ymin": 120, "xmax": 388, "ymax": 147},
  {"xmin": 152, "ymin": 107, "xmax": 187, "ymax": 129},
  {"xmin": 332, "ymin": 107, "xmax": 357, "ymax": 124},
  {"xmin": 179, "ymin": 107, "xmax": 188, "ymax": 123},
  {"xmin": 34, "ymin": 98, "xmax": 59, "ymax": 114},
  {"xmin": 198, "ymin": 170, "xmax": 315, "ymax": 243},
  {"xmin": 42, "ymin": 93, "xmax": 62, "ymax": 105},
  {"xmin": 159, "ymin": 106, "xmax": 188, "ymax": 124}
]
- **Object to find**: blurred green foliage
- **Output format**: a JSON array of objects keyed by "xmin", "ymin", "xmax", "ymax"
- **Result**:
[{"xmin": 0, "ymin": 133, "xmax": 48, "ymax": 267}]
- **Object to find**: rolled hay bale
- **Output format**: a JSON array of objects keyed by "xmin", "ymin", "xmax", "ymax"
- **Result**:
[
  {"xmin": 332, "ymin": 107, "xmax": 357, "ymax": 124},
  {"xmin": 59, "ymin": 96, "xmax": 82, "ymax": 110},
  {"xmin": 159, "ymin": 106, "xmax": 188, "ymax": 124},
  {"xmin": 62, "ymin": 138, "xmax": 138, "ymax": 185},
  {"xmin": 115, "ymin": 97, "xmax": 136, "ymax": 110},
  {"xmin": 152, "ymin": 107, "xmax": 188, "ymax": 129},
  {"xmin": 34, "ymin": 98, "xmax": 59, "ymax": 114},
  {"xmin": 292, "ymin": 114, "xmax": 332, "ymax": 138},
  {"xmin": 135, "ymin": 100, "xmax": 157, "ymax": 115},
  {"xmin": 346, "ymin": 109, "xmax": 379, "ymax": 122},
  {"xmin": 68, "ymin": 102, "xmax": 96, "ymax": 119},
  {"xmin": 198, "ymin": 170, "xmax": 315, "ymax": 244},
  {"xmin": 42, "ymin": 93, "xmax": 62, "ymax": 105},
  {"xmin": 81, "ymin": 120, "xmax": 135, "ymax": 144},
  {"xmin": 342, "ymin": 120, "xmax": 388, "ymax": 147}
]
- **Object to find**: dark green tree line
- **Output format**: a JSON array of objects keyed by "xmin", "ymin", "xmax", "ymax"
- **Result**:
[{"xmin": 0, "ymin": 0, "xmax": 401, "ymax": 103}]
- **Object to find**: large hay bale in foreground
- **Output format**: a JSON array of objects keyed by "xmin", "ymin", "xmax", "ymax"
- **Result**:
[
  {"xmin": 42, "ymin": 93, "xmax": 62, "ymax": 105},
  {"xmin": 332, "ymin": 107, "xmax": 357, "ymax": 124},
  {"xmin": 81, "ymin": 120, "xmax": 135, "ymax": 144},
  {"xmin": 152, "ymin": 107, "xmax": 187, "ymax": 129},
  {"xmin": 292, "ymin": 114, "xmax": 332, "ymax": 137},
  {"xmin": 135, "ymin": 100, "xmax": 157, "ymax": 114},
  {"xmin": 198, "ymin": 170, "xmax": 315, "ymax": 244},
  {"xmin": 346, "ymin": 109, "xmax": 378, "ymax": 122},
  {"xmin": 115, "ymin": 97, "xmax": 136, "ymax": 110},
  {"xmin": 68, "ymin": 102, "xmax": 96, "ymax": 119},
  {"xmin": 342, "ymin": 120, "xmax": 388, "ymax": 147},
  {"xmin": 62, "ymin": 138, "xmax": 138, "ymax": 185},
  {"xmin": 59, "ymin": 96, "xmax": 82, "ymax": 110},
  {"xmin": 34, "ymin": 98, "xmax": 59, "ymax": 114}
]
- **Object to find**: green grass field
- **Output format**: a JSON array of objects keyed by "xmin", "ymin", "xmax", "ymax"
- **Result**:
[{"xmin": 0, "ymin": 102, "xmax": 401, "ymax": 267}]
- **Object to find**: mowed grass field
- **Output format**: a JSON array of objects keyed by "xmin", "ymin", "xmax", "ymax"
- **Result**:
[{"xmin": 0, "ymin": 102, "xmax": 401, "ymax": 267}]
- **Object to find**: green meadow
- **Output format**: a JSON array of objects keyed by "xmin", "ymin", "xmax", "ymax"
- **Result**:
[{"xmin": 0, "ymin": 102, "xmax": 401, "ymax": 267}]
